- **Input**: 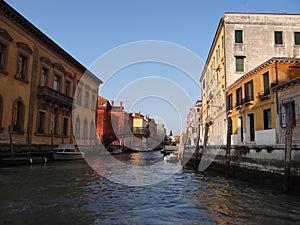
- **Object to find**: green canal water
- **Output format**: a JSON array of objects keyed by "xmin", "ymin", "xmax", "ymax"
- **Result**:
[{"xmin": 0, "ymin": 151, "xmax": 300, "ymax": 225}]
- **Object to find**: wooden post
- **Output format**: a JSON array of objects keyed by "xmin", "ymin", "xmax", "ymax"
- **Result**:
[
  {"xmin": 194, "ymin": 124, "xmax": 201, "ymax": 170},
  {"xmin": 8, "ymin": 125, "xmax": 14, "ymax": 157},
  {"xmin": 27, "ymin": 126, "xmax": 32, "ymax": 157},
  {"xmin": 283, "ymin": 103, "xmax": 293, "ymax": 194},
  {"xmin": 225, "ymin": 118, "xmax": 232, "ymax": 178}
]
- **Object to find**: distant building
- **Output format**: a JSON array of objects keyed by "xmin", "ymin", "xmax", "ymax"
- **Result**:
[
  {"xmin": 227, "ymin": 57, "xmax": 300, "ymax": 145},
  {"xmin": 186, "ymin": 100, "xmax": 202, "ymax": 146},
  {"xmin": 200, "ymin": 12, "xmax": 300, "ymax": 145},
  {"xmin": 0, "ymin": 1, "xmax": 102, "ymax": 152},
  {"xmin": 96, "ymin": 98, "xmax": 131, "ymax": 147}
]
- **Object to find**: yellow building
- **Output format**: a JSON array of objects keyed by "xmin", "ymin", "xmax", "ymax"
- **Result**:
[
  {"xmin": 227, "ymin": 57, "xmax": 300, "ymax": 145},
  {"xmin": 0, "ymin": 1, "xmax": 102, "ymax": 154}
]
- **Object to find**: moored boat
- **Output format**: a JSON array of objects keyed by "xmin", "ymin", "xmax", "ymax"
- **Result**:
[{"xmin": 52, "ymin": 144, "xmax": 84, "ymax": 161}]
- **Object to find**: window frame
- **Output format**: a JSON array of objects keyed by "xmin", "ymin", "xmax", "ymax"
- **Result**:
[
  {"xmin": 236, "ymin": 87, "xmax": 243, "ymax": 108},
  {"xmin": 12, "ymin": 98, "xmax": 25, "ymax": 133},
  {"xmin": 281, "ymin": 101, "xmax": 296, "ymax": 128},
  {"xmin": 15, "ymin": 42, "xmax": 32, "ymax": 82},
  {"xmin": 0, "ymin": 28, "xmax": 13, "ymax": 74},
  {"xmin": 244, "ymin": 80, "xmax": 254, "ymax": 103},
  {"xmin": 227, "ymin": 93, "xmax": 233, "ymax": 112},
  {"xmin": 295, "ymin": 32, "xmax": 300, "ymax": 45},
  {"xmin": 84, "ymin": 91, "xmax": 90, "ymax": 108},
  {"xmin": 235, "ymin": 30, "xmax": 243, "ymax": 44},
  {"xmin": 263, "ymin": 108, "xmax": 272, "ymax": 130},
  {"xmin": 274, "ymin": 31, "xmax": 283, "ymax": 45},
  {"xmin": 235, "ymin": 56, "xmax": 245, "ymax": 72},
  {"xmin": 36, "ymin": 109, "xmax": 46, "ymax": 134}
]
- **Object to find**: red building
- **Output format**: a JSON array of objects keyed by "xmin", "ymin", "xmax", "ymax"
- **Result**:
[{"xmin": 97, "ymin": 97, "xmax": 132, "ymax": 147}]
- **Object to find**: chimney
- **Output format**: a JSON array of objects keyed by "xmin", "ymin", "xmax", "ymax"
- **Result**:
[
  {"xmin": 120, "ymin": 101, "xmax": 123, "ymax": 110},
  {"xmin": 111, "ymin": 100, "xmax": 114, "ymax": 106}
]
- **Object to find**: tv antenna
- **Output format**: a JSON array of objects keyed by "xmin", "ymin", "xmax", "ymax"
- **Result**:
[{"xmin": 245, "ymin": 0, "xmax": 249, "ymax": 12}]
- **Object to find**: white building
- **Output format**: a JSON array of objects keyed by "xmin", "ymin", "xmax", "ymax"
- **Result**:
[
  {"xmin": 200, "ymin": 12, "xmax": 300, "ymax": 146},
  {"xmin": 186, "ymin": 100, "xmax": 202, "ymax": 146}
]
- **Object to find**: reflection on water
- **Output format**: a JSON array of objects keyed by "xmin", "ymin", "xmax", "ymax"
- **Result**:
[{"xmin": 0, "ymin": 151, "xmax": 300, "ymax": 225}]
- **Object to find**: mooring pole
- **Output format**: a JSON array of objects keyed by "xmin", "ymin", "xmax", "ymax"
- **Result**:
[
  {"xmin": 194, "ymin": 123, "xmax": 201, "ymax": 170},
  {"xmin": 284, "ymin": 103, "xmax": 293, "ymax": 194},
  {"xmin": 225, "ymin": 118, "xmax": 232, "ymax": 178},
  {"xmin": 8, "ymin": 125, "xmax": 14, "ymax": 157}
]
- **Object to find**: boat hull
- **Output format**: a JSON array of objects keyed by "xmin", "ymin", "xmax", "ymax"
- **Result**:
[{"xmin": 52, "ymin": 152, "xmax": 84, "ymax": 161}]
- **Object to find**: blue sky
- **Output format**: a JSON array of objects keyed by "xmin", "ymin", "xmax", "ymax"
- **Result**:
[{"xmin": 5, "ymin": 0, "xmax": 299, "ymax": 135}]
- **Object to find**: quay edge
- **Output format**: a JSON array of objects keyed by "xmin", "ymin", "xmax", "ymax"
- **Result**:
[{"xmin": 181, "ymin": 145, "xmax": 300, "ymax": 194}]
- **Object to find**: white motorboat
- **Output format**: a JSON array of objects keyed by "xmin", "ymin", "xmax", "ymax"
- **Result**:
[
  {"xmin": 164, "ymin": 152, "xmax": 178, "ymax": 163},
  {"xmin": 52, "ymin": 144, "xmax": 84, "ymax": 161},
  {"xmin": 111, "ymin": 148, "xmax": 123, "ymax": 155}
]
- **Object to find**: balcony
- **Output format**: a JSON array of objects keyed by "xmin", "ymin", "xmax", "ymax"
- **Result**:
[
  {"xmin": 37, "ymin": 86, "xmax": 74, "ymax": 108},
  {"xmin": 258, "ymin": 89, "xmax": 271, "ymax": 100},
  {"xmin": 132, "ymin": 127, "xmax": 150, "ymax": 137},
  {"xmin": 243, "ymin": 96, "xmax": 253, "ymax": 106}
]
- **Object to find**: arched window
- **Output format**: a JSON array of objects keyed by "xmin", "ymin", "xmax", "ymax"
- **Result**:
[
  {"xmin": 90, "ymin": 121, "xmax": 95, "ymax": 144},
  {"xmin": 53, "ymin": 108, "xmax": 59, "ymax": 135},
  {"xmin": 12, "ymin": 98, "xmax": 25, "ymax": 132},
  {"xmin": 75, "ymin": 117, "xmax": 80, "ymax": 140},
  {"xmin": 0, "ymin": 95, "xmax": 3, "ymax": 130},
  {"xmin": 83, "ymin": 119, "xmax": 88, "ymax": 143}
]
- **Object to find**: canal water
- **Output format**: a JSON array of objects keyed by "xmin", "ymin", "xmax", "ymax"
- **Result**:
[{"xmin": 1, "ymin": 151, "xmax": 300, "ymax": 225}]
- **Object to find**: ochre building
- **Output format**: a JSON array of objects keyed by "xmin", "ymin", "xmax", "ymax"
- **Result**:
[{"xmin": 0, "ymin": 1, "xmax": 102, "ymax": 154}]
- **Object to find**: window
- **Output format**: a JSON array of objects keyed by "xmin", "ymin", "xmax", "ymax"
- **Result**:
[
  {"xmin": 90, "ymin": 121, "xmax": 95, "ymax": 142},
  {"xmin": 274, "ymin": 31, "xmax": 283, "ymax": 45},
  {"xmin": 75, "ymin": 117, "xmax": 80, "ymax": 139},
  {"xmin": 53, "ymin": 108, "xmax": 60, "ymax": 135},
  {"xmin": 16, "ymin": 54, "xmax": 28, "ymax": 80},
  {"xmin": 227, "ymin": 94, "xmax": 233, "ymax": 112},
  {"xmin": 235, "ymin": 56, "xmax": 244, "ymax": 72},
  {"xmin": 77, "ymin": 87, "xmax": 82, "ymax": 104},
  {"xmin": 65, "ymin": 80, "xmax": 71, "ymax": 96},
  {"xmin": 263, "ymin": 108, "xmax": 272, "ymax": 130},
  {"xmin": 12, "ymin": 99, "xmax": 25, "ymax": 132},
  {"xmin": 37, "ymin": 110, "xmax": 46, "ymax": 134},
  {"xmin": 235, "ymin": 30, "xmax": 243, "ymax": 43},
  {"xmin": 248, "ymin": 113, "xmax": 255, "ymax": 142},
  {"xmin": 262, "ymin": 72, "xmax": 270, "ymax": 95},
  {"xmin": 40, "ymin": 67, "xmax": 48, "ymax": 86},
  {"xmin": 295, "ymin": 32, "xmax": 300, "ymax": 45},
  {"xmin": 91, "ymin": 95, "xmax": 96, "ymax": 110},
  {"xmin": 83, "ymin": 120, "xmax": 88, "ymax": 142},
  {"xmin": 244, "ymin": 80, "xmax": 254, "ymax": 103},
  {"xmin": 63, "ymin": 117, "xmax": 68, "ymax": 137},
  {"xmin": 202, "ymin": 79, "xmax": 205, "ymax": 89},
  {"xmin": 281, "ymin": 102, "xmax": 296, "ymax": 128},
  {"xmin": 0, "ymin": 42, "xmax": 8, "ymax": 72},
  {"xmin": 53, "ymin": 75, "xmax": 61, "ymax": 91},
  {"xmin": 84, "ymin": 91, "xmax": 89, "ymax": 108},
  {"xmin": 239, "ymin": 116, "xmax": 243, "ymax": 143},
  {"xmin": 236, "ymin": 87, "xmax": 242, "ymax": 107}
]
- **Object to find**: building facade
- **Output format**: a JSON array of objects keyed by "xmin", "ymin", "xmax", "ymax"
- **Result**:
[
  {"xmin": 200, "ymin": 13, "xmax": 300, "ymax": 145},
  {"xmin": 186, "ymin": 100, "xmax": 202, "ymax": 146},
  {"xmin": 227, "ymin": 57, "xmax": 300, "ymax": 145},
  {"xmin": 273, "ymin": 72, "xmax": 300, "ymax": 144},
  {"xmin": 0, "ymin": 1, "xmax": 101, "ymax": 152}
]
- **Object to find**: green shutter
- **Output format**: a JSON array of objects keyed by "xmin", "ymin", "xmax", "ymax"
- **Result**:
[
  {"xmin": 235, "ymin": 30, "xmax": 243, "ymax": 43},
  {"xmin": 236, "ymin": 57, "xmax": 244, "ymax": 72}
]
